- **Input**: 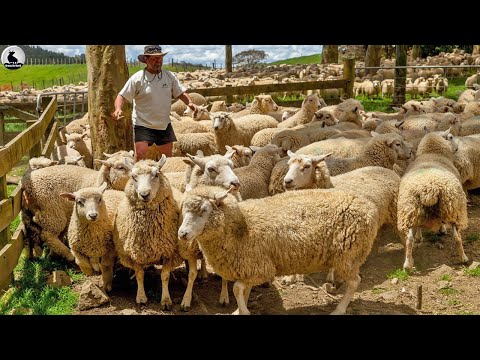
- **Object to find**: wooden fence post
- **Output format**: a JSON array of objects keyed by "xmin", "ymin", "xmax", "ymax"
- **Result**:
[
  {"xmin": 343, "ymin": 58, "xmax": 355, "ymax": 99},
  {"xmin": 0, "ymin": 111, "xmax": 4, "ymax": 147},
  {"xmin": 27, "ymin": 120, "xmax": 42, "ymax": 157},
  {"xmin": 226, "ymin": 84, "xmax": 233, "ymax": 105},
  {"xmin": 0, "ymin": 174, "xmax": 12, "ymax": 291},
  {"xmin": 226, "ymin": 45, "xmax": 233, "ymax": 74},
  {"xmin": 393, "ymin": 45, "xmax": 407, "ymax": 108}
]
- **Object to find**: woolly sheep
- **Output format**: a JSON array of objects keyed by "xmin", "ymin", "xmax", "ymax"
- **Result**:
[
  {"xmin": 171, "ymin": 93, "xmax": 207, "ymax": 116},
  {"xmin": 231, "ymin": 95, "xmax": 279, "ymax": 118},
  {"xmin": 172, "ymin": 133, "xmax": 219, "ymax": 157},
  {"xmin": 28, "ymin": 156, "xmax": 58, "ymax": 170},
  {"xmin": 178, "ymin": 185, "xmax": 380, "ymax": 315},
  {"xmin": 278, "ymin": 93, "xmax": 323, "ymax": 128},
  {"xmin": 61, "ymin": 183, "xmax": 124, "ymax": 291},
  {"xmin": 397, "ymin": 129, "xmax": 468, "ymax": 270},
  {"xmin": 113, "ymin": 157, "xmax": 182, "ymax": 307}
]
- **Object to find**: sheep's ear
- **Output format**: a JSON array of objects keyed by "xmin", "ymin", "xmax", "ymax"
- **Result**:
[
  {"xmin": 224, "ymin": 150, "xmax": 235, "ymax": 159},
  {"xmin": 442, "ymin": 127, "xmax": 452, "ymax": 137},
  {"xmin": 81, "ymin": 133, "xmax": 89, "ymax": 139},
  {"xmin": 312, "ymin": 152, "xmax": 332, "ymax": 162},
  {"xmin": 213, "ymin": 187, "xmax": 234, "ymax": 206},
  {"xmin": 186, "ymin": 153, "xmax": 205, "ymax": 170},
  {"xmin": 392, "ymin": 106, "xmax": 401, "ymax": 112},
  {"xmin": 395, "ymin": 121, "xmax": 404, "ymax": 129},
  {"xmin": 157, "ymin": 154, "xmax": 167, "ymax": 169},
  {"xmin": 59, "ymin": 192, "xmax": 76, "ymax": 201},
  {"xmin": 249, "ymin": 146, "xmax": 260, "ymax": 153},
  {"xmin": 99, "ymin": 182, "xmax": 108, "ymax": 193},
  {"xmin": 76, "ymin": 156, "xmax": 85, "ymax": 161},
  {"xmin": 195, "ymin": 150, "xmax": 204, "ymax": 157},
  {"xmin": 185, "ymin": 184, "xmax": 193, "ymax": 193},
  {"xmin": 225, "ymin": 145, "xmax": 233, "ymax": 152},
  {"xmin": 371, "ymin": 131, "xmax": 381, "ymax": 137},
  {"xmin": 182, "ymin": 158, "xmax": 194, "ymax": 166},
  {"xmin": 129, "ymin": 150, "xmax": 134, "ymax": 157},
  {"xmin": 423, "ymin": 126, "xmax": 430, "ymax": 133},
  {"xmin": 50, "ymin": 160, "xmax": 59, "ymax": 165},
  {"xmin": 124, "ymin": 157, "xmax": 134, "ymax": 170},
  {"xmin": 95, "ymin": 159, "xmax": 110, "ymax": 167},
  {"xmin": 287, "ymin": 150, "xmax": 295, "ymax": 158}
]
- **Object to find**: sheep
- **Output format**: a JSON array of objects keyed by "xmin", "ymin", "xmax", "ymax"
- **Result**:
[
  {"xmin": 212, "ymin": 113, "xmax": 278, "ymax": 155},
  {"xmin": 210, "ymin": 100, "xmax": 228, "ymax": 113},
  {"xmin": 320, "ymin": 98, "xmax": 364, "ymax": 127},
  {"xmin": 172, "ymin": 133, "xmax": 219, "ymax": 157},
  {"xmin": 28, "ymin": 156, "xmax": 58, "ymax": 170},
  {"xmin": 322, "ymin": 132, "xmax": 412, "ymax": 176},
  {"xmin": 457, "ymin": 89, "xmax": 477, "ymax": 104},
  {"xmin": 233, "ymin": 145, "xmax": 283, "ymax": 200},
  {"xmin": 65, "ymin": 133, "xmax": 93, "ymax": 168},
  {"xmin": 465, "ymin": 72, "xmax": 480, "ymax": 88},
  {"xmin": 297, "ymin": 137, "xmax": 369, "ymax": 158},
  {"xmin": 60, "ymin": 182, "xmax": 124, "ymax": 292},
  {"xmin": 61, "ymin": 155, "xmax": 86, "ymax": 167},
  {"xmin": 231, "ymin": 95, "xmax": 279, "ymax": 118},
  {"xmin": 328, "ymin": 130, "xmax": 373, "ymax": 139},
  {"xmin": 21, "ymin": 152, "xmax": 134, "ymax": 261},
  {"xmin": 453, "ymin": 135, "xmax": 480, "ymax": 192},
  {"xmin": 171, "ymin": 93, "xmax": 207, "ymax": 116},
  {"xmin": 278, "ymin": 93, "xmax": 323, "ymax": 128},
  {"xmin": 225, "ymin": 145, "xmax": 253, "ymax": 168},
  {"xmin": 462, "ymin": 101, "xmax": 480, "ymax": 117},
  {"xmin": 250, "ymin": 128, "xmax": 285, "ymax": 147},
  {"xmin": 177, "ymin": 184, "xmax": 380, "ymax": 315},
  {"xmin": 51, "ymin": 143, "xmax": 83, "ymax": 165},
  {"xmin": 172, "ymin": 120, "xmax": 210, "ymax": 134},
  {"xmin": 459, "ymin": 116, "xmax": 480, "ymax": 136},
  {"xmin": 113, "ymin": 157, "xmax": 182, "ymax": 307},
  {"xmin": 397, "ymin": 129, "xmax": 468, "ymax": 270}
]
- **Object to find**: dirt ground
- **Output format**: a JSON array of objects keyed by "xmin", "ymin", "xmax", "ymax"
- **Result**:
[{"xmin": 74, "ymin": 189, "xmax": 480, "ymax": 316}]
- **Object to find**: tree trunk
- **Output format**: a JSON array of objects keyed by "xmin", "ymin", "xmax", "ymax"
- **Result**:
[
  {"xmin": 364, "ymin": 45, "xmax": 383, "ymax": 75},
  {"xmin": 322, "ymin": 45, "xmax": 338, "ymax": 64},
  {"xmin": 411, "ymin": 45, "xmax": 422, "ymax": 60},
  {"xmin": 393, "ymin": 45, "xmax": 407, "ymax": 108},
  {"xmin": 225, "ymin": 45, "xmax": 233, "ymax": 73},
  {"xmin": 473, "ymin": 45, "xmax": 480, "ymax": 55},
  {"xmin": 86, "ymin": 45, "xmax": 133, "ymax": 166}
]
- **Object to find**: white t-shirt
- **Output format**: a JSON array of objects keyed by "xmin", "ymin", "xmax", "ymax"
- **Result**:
[{"xmin": 119, "ymin": 69, "xmax": 187, "ymax": 130}]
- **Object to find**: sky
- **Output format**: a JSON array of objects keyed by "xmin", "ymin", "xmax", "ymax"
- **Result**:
[{"xmin": 36, "ymin": 45, "xmax": 323, "ymax": 66}]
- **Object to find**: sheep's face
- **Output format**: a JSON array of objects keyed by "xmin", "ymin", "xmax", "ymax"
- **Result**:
[
  {"xmin": 389, "ymin": 137, "xmax": 413, "ymax": 160},
  {"xmin": 129, "ymin": 159, "xmax": 166, "ymax": 203},
  {"xmin": 204, "ymin": 157, "xmax": 240, "ymax": 190},
  {"xmin": 312, "ymin": 110, "xmax": 338, "ymax": 126},
  {"xmin": 66, "ymin": 133, "xmax": 85, "ymax": 149},
  {"xmin": 60, "ymin": 183, "xmax": 107, "ymax": 222},
  {"xmin": 283, "ymin": 151, "xmax": 331, "ymax": 190},
  {"xmin": 178, "ymin": 195, "xmax": 214, "ymax": 241},
  {"xmin": 99, "ymin": 155, "xmax": 134, "ymax": 191},
  {"xmin": 29, "ymin": 157, "xmax": 58, "ymax": 170},
  {"xmin": 213, "ymin": 113, "xmax": 229, "ymax": 131},
  {"xmin": 282, "ymin": 109, "xmax": 297, "ymax": 121},
  {"xmin": 257, "ymin": 95, "xmax": 278, "ymax": 112}
]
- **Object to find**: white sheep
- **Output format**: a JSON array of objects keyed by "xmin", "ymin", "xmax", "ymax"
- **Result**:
[
  {"xmin": 397, "ymin": 129, "xmax": 469, "ymax": 270},
  {"xmin": 178, "ymin": 184, "xmax": 380, "ymax": 315},
  {"xmin": 113, "ymin": 157, "xmax": 182, "ymax": 307}
]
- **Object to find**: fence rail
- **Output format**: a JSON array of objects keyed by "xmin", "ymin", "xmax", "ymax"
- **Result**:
[{"xmin": 0, "ymin": 97, "xmax": 58, "ymax": 291}]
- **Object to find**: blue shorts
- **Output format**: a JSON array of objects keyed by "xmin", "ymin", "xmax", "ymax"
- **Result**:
[{"xmin": 134, "ymin": 123, "xmax": 177, "ymax": 145}]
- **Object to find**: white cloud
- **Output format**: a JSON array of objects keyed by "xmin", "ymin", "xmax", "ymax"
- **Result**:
[{"xmin": 33, "ymin": 45, "xmax": 323, "ymax": 66}]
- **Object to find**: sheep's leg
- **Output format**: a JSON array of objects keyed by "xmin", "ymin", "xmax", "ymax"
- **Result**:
[
  {"xmin": 198, "ymin": 258, "xmax": 208, "ymax": 280},
  {"xmin": 244, "ymin": 285, "xmax": 252, "ymax": 305},
  {"xmin": 219, "ymin": 278, "xmax": 229, "ymax": 306},
  {"xmin": 281, "ymin": 274, "xmax": 299, "ymax": 285},
  {"xmin": 403, "ymin": 228, "xmax": 415, "ymax": 270},
  {"xmin": 134, "ymin": 267, "xmax": 148, "ymax": 304},
  {"xmin": 452, "ymin": 224, "xmax": 469, "ymax": 264},
  {"xmin": 90, "ymin": 257, "xmax": 101, "ymax": 272},
  {"xmin": 180, "ymin": 257, "xmax": 197, "ymax": 311},
  {"xmin": 439, "ymin": 224, "xmax": 448, "ymax": 235},
  {"xmin": 160, "ymin": 264, "xmax": 173, "ymax": 311},
  {"xmin": 232, "ymin": 280, "xmax": 250, "ymax": 315},
  {"xmin": 326, "ymin": 268, "xmax": 335, "ymax": 284},
  {"xmin": 414, "ymin": 227, "xmax": 423, "ymax": 245},
  {"xmin": 100, "ymin": 252, "xmax": 116, "ymax": 292},
  {"xmin": 331, "ymin": 274, "xmax": 361, "ymax": 315},
  {"xmin": 41, "ymin": 231, "xmax": 75, "ymax": 261},
  {"xmin": 71, "ymin": 249, "xmax": 94, "ymax": 275}
]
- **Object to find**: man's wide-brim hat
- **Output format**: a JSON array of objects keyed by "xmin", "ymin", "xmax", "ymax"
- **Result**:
[{"xmin": 138, "ymin": 45, "xmax": 168, "ymax": 63}]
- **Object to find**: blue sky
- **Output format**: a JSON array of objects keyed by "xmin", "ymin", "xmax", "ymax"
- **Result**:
[{"xmin": 36, "ymin": 45, "xmax": 323, "ymax": 65}]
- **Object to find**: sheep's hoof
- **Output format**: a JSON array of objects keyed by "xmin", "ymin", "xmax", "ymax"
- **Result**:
[
  {"xmin": 330, "ymin": 309, "xmax": 346, "ymax": 315},
  {"xmin": 136, "ymin": 294, "xmax": 148, "ymax": 304},
  {"xmin": 180, "ymin": 304, "xmax": 191, "ymax": 312},
  {"xmin": 322, "ymin": 282, "xmax": 337, "ymax": 294},
  {"xmin": 103, "ymin": 284, "xmax": 112, "ymax": 292},
  {"xmin": 218, "ymin": 299, "xmax": 229, "ymax": 307},
  {"xmin": 161, "ymin": 300, "xmax": 173, "ymax": 311},
  {"xmin": 461, "ymin": 255, "xmax": 469, "ymax": 264}
]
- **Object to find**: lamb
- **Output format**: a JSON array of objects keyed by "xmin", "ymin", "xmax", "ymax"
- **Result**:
[
  {"xmin": 212, "ymin": 113, "xmax": 278, "ymax": 155},
  {"xmin": 21, "ymin": 152, "xmax": 134, "ymax": 261},
  {"xmin": 397, "ymin": 129, "xmax": 469, "ymax": 270},
  {"xmin": 459, "ymin": 117, "xmax": 480, "ymax": 136},
  {"xmin": 231, "ymin": 95, "xmax": 279, "ymax": 118},
  {"xmin": 462, "ymin": 101, "xmax": 480, "ymax": 116},
  {"xmin": 61, "ymin": 183, "xmax": 124, "ymax": 292},
  {"xmin": 113, "ymin": 157, "xmax": 182, "ymax": 307},
  {"xmin": 320, "ymin": 98, "xmax": 364, "ymax": 127},
  {"xmin": 172, "ymin": 120, "xmax": 210, "ymax": 134},
  {"xmin": 65, "ymin": 133, "xmax": 93, "ymax": 168},
  {"xmin": 225, "ymin": 145, "xmax": 253, "ymax": 168},
  {"xmin": 297, "ymin": 137, "xmax": 370, "ymax": 158},
  {"xmin": 453, "ymin": 135, "xmax": 480, "ymax": 192},
  {"xmin": 465, "ymin": 72, "xmax": 480, "ymax": 88},
  {"xmin": 61, "ymin": 155, "xmax": 86, "ymax": 167},
  {"xmin": 278, "ymin": 93, "xmax": 322, "ymax": 128},
  {"xmin": 210, "ymin": 100, "xmax": 228, "ymax": 113},
  {"xmin": 250, "ymin": 128, "xmax": 285, "ymax": 147},
  {"xmin": 58, "ymin": 113, "xmax": 89, "ymax": 143},
  {"xmin": 171, "ymin": 92, "xmax": 207, "ymax": 116},
  {"xmin": 178, "ymin": 184, "xmax": 380, "ymax": 315}
]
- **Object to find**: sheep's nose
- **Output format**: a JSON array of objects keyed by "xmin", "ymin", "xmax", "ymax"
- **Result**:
[
  {"xmin": 88, "ymin": 213, "xmax": 98, "ymax": 221},
  {"xmin": 214, "ymin": 125, "xmax": 219, "ymax": 130},
  {"xmin": 139, "ymin": 192, "xmax": 150, "ymax": 201},
  {"xmin": 284, "ymin": 179, "xmax": 294, "ymax": 188},
  {"xmin": 178, "ymin": 230, "xmax": 188, "ymax": 240},
  {"xmin": 230, "ymin": 180, "xmax": 240, "ymax": 190}
]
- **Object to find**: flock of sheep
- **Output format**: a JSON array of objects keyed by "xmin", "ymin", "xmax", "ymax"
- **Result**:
[{"xmin": 18, "ymin": 56, "xmax": 480, "ymax": 314}]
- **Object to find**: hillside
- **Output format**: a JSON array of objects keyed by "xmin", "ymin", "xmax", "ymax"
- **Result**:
[{"xmin": 268, "ymin": 53, "xmax": 322, "ymax": 65}]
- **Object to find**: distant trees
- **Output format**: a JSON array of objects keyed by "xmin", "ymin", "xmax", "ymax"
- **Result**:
[
  {"xmin": 322, "ymin": 45, "xmax": 338, "ymax": 64},
  {"xmin": 233, "ymin": 49, "xmax": 268, "ymax": 67}
]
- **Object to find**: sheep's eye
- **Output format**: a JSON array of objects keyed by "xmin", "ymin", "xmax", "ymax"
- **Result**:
[
  {"xmin": 98, "ymin": 198, "xmax": 102, "ymax": 204},
  {"xmin": 117, "ymin": 166, "xmax": 125, "ymax": 170},
  {"xmin": 77, "ymin": 200, "xmax": 84, "ymax": 206},
  {"xmin": 208, "ymin": 167, "xmax": 216, "ymax": 173},
  {"xmin": 132, "ymin": 175, "xmax": 138, "ymax": 182},
  {"xmin": 154, "ymin": 173, "xmax": 159, "ymax": 178},
  {"xmin": 303, "ymin": 164, "xmax": 311, "ymax": 169}
]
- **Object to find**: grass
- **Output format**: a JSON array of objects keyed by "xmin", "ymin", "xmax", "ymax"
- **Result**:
[
  {"xmin": 0, "ymin": 63, "xmax": 204, "ymax": 91},
  {"xmin": 372, "ymin": 287, "xmax": 387, "ymax": 294},
  {"xmin": 269, "ymin": 53, "xmax": 322, "ymax": 66},
  {"xmin": 466, "ymin": 233, "xmax": 480, "ymax": 243},
  {"xmin": 440, "ymin": 274, "xmax": 452, "ymax": 281},
  {"xmin": 0, "ymin": 254, "xmax": 84, "ymax": 315},
  {"xmin": 387, "ymin": 268, "xmax": 409, "ymax": 281},
  {"xmin": 448, "ymin": 299, "xmax": 461, "ymax": 306},
  {"xmin": 465, "ymin": 267, "xmax": 480, "ymax": 277},
  {"xmin": 438, "ymin": 287, "xmax": 459, "ymax": 296}
]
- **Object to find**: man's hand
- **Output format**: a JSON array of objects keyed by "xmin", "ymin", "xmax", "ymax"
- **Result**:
[
  {"xmin": 188, "ymin": 102, "xmax": 198, "ymax": 117},
  {"xmin": 112, "ymin": 109, "xmax": 124, "ymax": 121}
]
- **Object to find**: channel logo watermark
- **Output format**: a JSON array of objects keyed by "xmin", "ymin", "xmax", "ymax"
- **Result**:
[{"xmin": 1, "ymin": 45, "xmax": 25, "ymax": 70}]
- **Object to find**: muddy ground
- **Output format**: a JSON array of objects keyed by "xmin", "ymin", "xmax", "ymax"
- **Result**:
[{"xmin": 74, "ymin": 189, "xmax": 480, "ymax": 316}]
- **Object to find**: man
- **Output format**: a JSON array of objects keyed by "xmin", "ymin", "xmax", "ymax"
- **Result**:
[{"xmin": 112, "ymin": 45, "xmax": 197, "ymax": 160}]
